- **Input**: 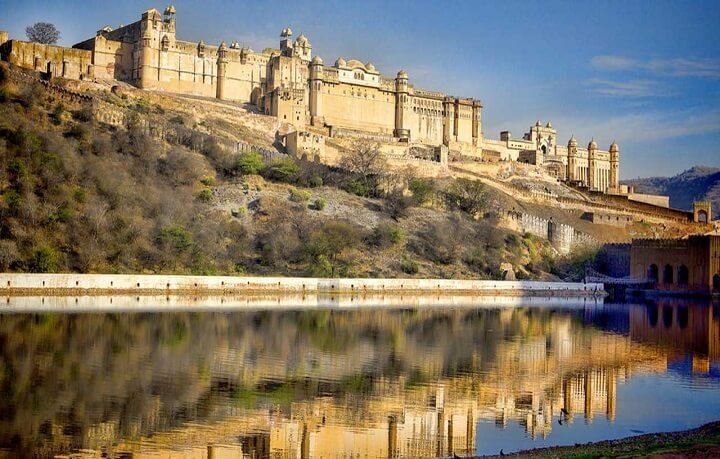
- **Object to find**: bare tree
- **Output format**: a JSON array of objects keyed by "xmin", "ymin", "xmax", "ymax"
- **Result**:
[
  {"xmin": 339, "ymin": 140, "xmax": 387, "ymax": 197},
  {"xmin": 26, "ymin": 22, "xmax": 61, "ymax": 44}
]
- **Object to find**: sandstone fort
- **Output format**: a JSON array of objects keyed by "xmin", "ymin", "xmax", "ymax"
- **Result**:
[{"xmin": 1, "ymin": 5, "xmax": 626, "ymax": 194}]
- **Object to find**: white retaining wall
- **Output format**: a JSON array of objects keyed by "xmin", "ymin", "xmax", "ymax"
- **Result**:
[{"xmin": 0, "ymin": 273, "xmax": 603, "ymax": 294}]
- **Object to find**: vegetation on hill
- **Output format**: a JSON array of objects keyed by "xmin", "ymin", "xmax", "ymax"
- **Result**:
[
  {"xmin": 0, "ymin": 64, "xmax": 592, "ymax": 279},
  {"xmin": 622, "ymin": 166, "xmax": 720, "ymax": 216}
]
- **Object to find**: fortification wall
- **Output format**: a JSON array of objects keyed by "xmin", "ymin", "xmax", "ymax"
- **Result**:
[
  {"xmin": 506, "ymin": 211, "xmax": 596, "ymax": 254},
  {"xmin": 0, "ymin": 273, "xmax": 604, "ymax": 297},
  {"xmin": 320, "ymin": 81, "xmax": 396, "ymax": 134},
  {"xmin": 3, "ymin": 40, "xmax": 93, "ymax": 80},
  {"xmin": 597, "ymin": 243, "xmax": 631, "ymax": 277}
]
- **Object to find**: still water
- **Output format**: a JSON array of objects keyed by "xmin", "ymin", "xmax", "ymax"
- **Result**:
[{"xmin": 1, "ymin": 298, "xmax": 719, "ymax": 458}]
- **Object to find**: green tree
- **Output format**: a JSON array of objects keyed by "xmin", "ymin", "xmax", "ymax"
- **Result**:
[
  {"xmin": 307, "ymin": 221, "xmax": 361, "ymax": 277},
  {"xmin": 263, "ymin": 157, "xmax": 300, "ymax": 182},
  {"xmin": 236, "ymin": 151, "xmax": 264, "ymax": 175},
  {"xmin": 445, "ymin": 178, "xmax": 485, "ymax": 217},
  {"xmin": 409, "ymin": 178, "xmax": 436, "ymax": 206},
  {"xmin": 31, "ymin": 245, "xmax": 58, "ymax": 273},
  {"xmin": 25, "ymin": 22, "xmax": 60, "ymax": 44}
]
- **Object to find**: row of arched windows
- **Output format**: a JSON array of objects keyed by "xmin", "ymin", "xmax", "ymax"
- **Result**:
[{"xmin": 647, "ymin": 263, "xmax": 689, "ymax": 285}]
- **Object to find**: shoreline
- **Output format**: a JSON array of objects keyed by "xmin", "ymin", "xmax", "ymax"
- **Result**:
[
  {"xmin": 473, "ymin": 420, "xmax": 720, "ymax": 458},
  {"xmin": 0, "ymin": 273, "xmax": 605, "ymax": 298}
]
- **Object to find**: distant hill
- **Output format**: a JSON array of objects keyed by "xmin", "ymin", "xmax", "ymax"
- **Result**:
[{"xmin": 622, "ymin": 166, "xmax": 720, "ymax": 216}]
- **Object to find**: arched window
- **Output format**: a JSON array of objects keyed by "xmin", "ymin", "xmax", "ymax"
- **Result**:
[
  {"xmin": 647, "ymin": 304, "xmax": 659, "ymax": 327},
  {"xmin": 678, "ymin": 265, "xmax": 689, "ymax": 286},
  {"xmin": 713, "ymin": 273, "xmax": 720, "ymax": 292},
  {"xmin": 678, "ymin": 306, "xmax": 688, "ymax": 329},
  {"xmin": 663, "ymin": 305, "xmax": 673, "ymax": 328},
  {"xmin": 648, "ymin": 264, "xmax": 659, "ymax": 283},
  {"xmin": 698, "ymin": 210, "xmax": 708, "ymax": 223},
  {"xmin": 663, "ymin": 264, "xmax": 674, "ymax": 284}
]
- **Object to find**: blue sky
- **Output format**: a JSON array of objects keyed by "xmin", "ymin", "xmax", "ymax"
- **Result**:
[{"xmin": 1, "ymin": 0, "xmax": 719, "ymax": 178}]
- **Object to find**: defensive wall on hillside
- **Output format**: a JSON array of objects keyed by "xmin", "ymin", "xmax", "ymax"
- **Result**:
[{"xmin": 506, "ymin": 211, "xmax": 596, "ymax": 254}]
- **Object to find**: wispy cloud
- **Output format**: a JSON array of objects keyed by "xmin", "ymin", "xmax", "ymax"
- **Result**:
[
  {"xmin": 591, "ymin": 55, "xmax": 720, "ymax": 78},
  {"xmin": 588, "ymin": 78, "xmax": 668, "ymax": 97}
]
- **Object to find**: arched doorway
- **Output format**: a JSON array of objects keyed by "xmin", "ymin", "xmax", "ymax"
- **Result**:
[
  {"xmin": 648, "ymin": 264, "xmax": 659, "ymax": 283},
  {"xmin": 647, "ymin": 304, "xmax": 659, "ymax": 327},
  {"xmin": 663, "ymin": 264, "xmax": 674, "ymax": 284},
  {"xmin": 678, "ymin": 265, "xmax": 689, "ymax": 286},
  {"xmin": 697, "ymin": 210, "xmax": 708, "ymax": 223},
  {"xmin": 714, "ymin": 273, "xmax": 720, "ymax": 291}
]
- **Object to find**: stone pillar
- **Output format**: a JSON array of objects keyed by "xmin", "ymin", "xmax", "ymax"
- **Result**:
[
  {"xmin": 394, "ymin": 70, "xmax": 409, "ymax": 140},
  {"xmin": 609, "ymin": 142, "xmax": 620, "ymax": 191},
  {"xmin": 309, "ymin": 56, "xmax": 324, "ymax": 126},
  {"xmin": 216, "ymin": 42, "xmax": 228, "ymax": 100},
  {"xmin": 471, "ymin": 100, "xmax": 482, "ymax": 146},
  {"xmin": 442, "ymin": 96, "xmax": 454, "ymax": 145},
  {"xmin": 588, "ymin": 139, "xmax": 598, "ymax": 190},
  {"xmin": 567, "ymin": 137, "xmax": 578, "ymax": 182}
]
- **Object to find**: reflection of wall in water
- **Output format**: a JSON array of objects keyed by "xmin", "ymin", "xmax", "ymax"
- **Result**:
[{"xmin": 629, "ymin": 302, "xmax": 720, "ymax": 365}]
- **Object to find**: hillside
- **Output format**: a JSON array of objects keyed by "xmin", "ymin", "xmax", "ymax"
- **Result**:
[
  {"xmin": 0, "ymin": 63, "xmax": 686, "ymax": 281},
  {"xmin": 623, "ymin": 166, "xmax": 720, "ymax": 215}
]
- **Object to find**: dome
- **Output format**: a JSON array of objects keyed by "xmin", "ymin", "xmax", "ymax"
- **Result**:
[
  {"xmin": 588, "ymin": 138, "xmax": 598, "ymax": 149},
  {"xmin": 164, "ymin": 4, "xmax": 176, "ymax": 15},
  {"xmin": 609, "ymin": 141, "xmax": 619, "ymax": 152},
  {"xmin": 535, "ymin": 120, "xmax": 541, "ymax": 127},
  {"xmin": 346, "ymin": 59, "xmax": 365, "ymax": 69},
  {"xmin": 311, "ymin": 56, "xmax": 323, "ymax": 65},
  {"xmin": 286, "ymin": 27, "xmax": 293, "ymax": 36},
  {"xmin": 397, "ymin": 69, "xmax": 408, "ymax": 79},
  {"xmin": 365, "ymin": 62, "xmax": 376, "ymax": 72},
  {"xmin": 334, "ymin": 57, "xmax": 346, "ymax": 67},
  {"xmin": 295, "ymin": 33, "xmax": 308, "ymax": 46},
  {"xmin": 218, "ymin": 41, "xmax": 227, "ymax": 50},
  {"xmin": 568, "ymin": 135, "xmax": 577, "ymax": 146},
  {"xmin": 546, "ymin": 121, "xmax": 552, "ymax": 128}
]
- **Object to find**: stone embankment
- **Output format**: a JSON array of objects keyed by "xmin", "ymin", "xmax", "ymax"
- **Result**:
[{"xmin": 0, "ymin": 274, "xmax": 604, "ymax": 298}]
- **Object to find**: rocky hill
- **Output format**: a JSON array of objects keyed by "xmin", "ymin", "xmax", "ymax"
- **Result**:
[
  {"xmin": 623, "ymin": 166, "xmax": 720, "ymax": 216},
  {"xmin": 0, "ymin": 63, "xmax": 689, "ymax": 280}
]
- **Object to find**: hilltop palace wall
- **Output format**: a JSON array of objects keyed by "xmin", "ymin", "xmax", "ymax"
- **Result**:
[{"xmin": 0, "ymin": 4, "xmax": 642, "ymax": 196}]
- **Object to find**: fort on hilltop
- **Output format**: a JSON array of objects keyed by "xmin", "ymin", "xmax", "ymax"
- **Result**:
[{"xmin": 0, "ymin": 5, "xmax": 635, "ymax": 195}]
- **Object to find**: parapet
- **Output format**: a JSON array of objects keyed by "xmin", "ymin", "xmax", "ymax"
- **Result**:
[{"xmin": 0, "ymin": 31, "xmax": 8, "ymax": 47}]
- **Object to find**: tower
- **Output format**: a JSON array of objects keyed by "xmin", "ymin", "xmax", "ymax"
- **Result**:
[
  {"xmin": 587, "ymin": 138, "xmax": 598, "ymax": 190},
  {"xmin": 394, "ymin": 70, "xmax": 409, "ymax": 141},
  {"xmin": 609, "ymin": 141, "xmax": 620, "ymax": 192},
  {"xmin": 472, "ymin": 100, "xmax": 482, "ymax": 146},
  {"xmin": 309, "ymin": 56, "xmax": 324, "ymax": 126},
  {"xmin": 138, "ymin": 9, "xmax": 162, "ymax": 89},
  {"xmin": 216, "ymin": 41, "xmax": 228, "ymax": 100},
  {"xmin": 442, "ymin": 96, "xmax": 455, "ymax": 145},
  {"xmin": 280, "ymin": 27, "xmax": 293, "ymax": 56},
  {"xmin": 567, "ymin": 135, "xmax": 578, "ymax": 182}
]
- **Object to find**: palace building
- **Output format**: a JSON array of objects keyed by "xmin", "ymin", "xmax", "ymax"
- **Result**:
[{"xmin": 1, "ymin": 5, "xmax": 622, "ymax": 193}]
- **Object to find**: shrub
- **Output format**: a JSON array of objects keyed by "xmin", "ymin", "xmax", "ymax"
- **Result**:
[
  {"xmin": 288, "ymin": 187, "xmax": 311, "ymax": 203},
  {"xmin": 400, "ymin": 258, "xmax": 419, "ymax": 274},
  {"xmin": 200, "ymin": 175, "xmax": 216, "ymax": 186},
  {"xmin": 309, "ymin": 174, "xmax": 323, "ymax": 187},
  {"xmin": 236, "ymin": 150, "xmax": 264, "ymax": 175},
  {"xmin": 31, "ymin": 245, "xmax": 58, "ymax": 273},
  {"xmin": 384, "ymin": 189, "xmax": 413, "ymax": 220},
  {"xmin": 306, "ymin": 221, "xmax": 361, "ymax": 277},
  {"xmin": 444, "ymin": 178, "xmax": 485, "ymax": 216},
  {"xmin": 197, "ymin": 188, "xmax": 213, "ymax": 202},
  {"xmin": 409, "ymin": 177, "xmax": 436, "ymax": 206},
  {"xmin": 369, "ymin": 222, "xmax": 404, "ymax": 249},
  {"xmin": 312, "ymin": 197, "xmax": 327, "ymax": 211},
  {"xmin": 263, "ymin": 157, "xmax": 300, "ymax": 182}
]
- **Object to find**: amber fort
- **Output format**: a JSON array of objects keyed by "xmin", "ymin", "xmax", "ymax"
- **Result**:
[{"xmin": 0, "ymin": 5, "xmax": 633, "ymax": 195}]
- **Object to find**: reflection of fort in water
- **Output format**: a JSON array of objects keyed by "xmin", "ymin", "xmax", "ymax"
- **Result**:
[{"xmin": 4, "ymin": 302, "xmax": 719, "ymax": 458}]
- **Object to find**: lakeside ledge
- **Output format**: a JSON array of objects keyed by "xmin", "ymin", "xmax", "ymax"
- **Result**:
[{"xmin": 0, "ymin": 274, "xmax": 604, "ymax": 298}]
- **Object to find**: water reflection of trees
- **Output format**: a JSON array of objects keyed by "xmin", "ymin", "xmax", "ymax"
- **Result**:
[{"xmin": 0, "ymin": 302, "xmax": 716, "ymax": 456}]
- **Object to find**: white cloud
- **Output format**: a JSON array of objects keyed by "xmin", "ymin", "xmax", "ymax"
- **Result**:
[
  {"xmin": 588, "ymin": 78, "xmax": 668, "ymax": 97},
  {"xmin": 591, "ymin": 55, "xmax": 720, "ymax": 78}
]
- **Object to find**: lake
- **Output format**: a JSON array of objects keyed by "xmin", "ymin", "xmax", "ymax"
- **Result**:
[{"xmin": 0, "ymin": 297, "xmax": 718, "ymax": 458}]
